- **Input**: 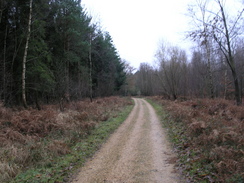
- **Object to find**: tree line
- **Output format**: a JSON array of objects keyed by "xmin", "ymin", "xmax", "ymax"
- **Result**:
[
  {"xmin": 0, "ymin": 0, "xmax": 126, "ymax": 108},
  {"xmin": 133, "ymin": 0, "xmax": 244, "ymax": 105}
]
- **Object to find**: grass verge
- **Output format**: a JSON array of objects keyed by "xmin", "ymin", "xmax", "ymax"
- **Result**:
[
  {"xmin": 146, "ymin": 98, "xmax": 187, "ymax": 147},
  {"xmin": 8, "ymin": 98, "xmax": 133, "ymax": 183},
  {"xmin": 147, "ymin": 97, "xmax": 244, "ymax": 183},
  {"xmin": 146, "ymin": 98, "xmax": 204, "ymax": 182}
]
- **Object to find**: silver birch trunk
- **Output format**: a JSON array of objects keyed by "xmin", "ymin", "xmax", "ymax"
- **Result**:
[{"xmin": 22, "ymin": 0, "xmax": 32, "ymax": 108}]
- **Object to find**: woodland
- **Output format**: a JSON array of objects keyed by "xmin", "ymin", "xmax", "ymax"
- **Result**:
[
  {"xmin": 0, "ymin": 0, "xmax": 243, "ymax": 182},
  {"xmin": 1, "ymin": 0, "xmax": 243, "ymax": 107},
  {"xmin": 132, "ymin": 0, "xmax": 244, "ymax": 106},
  {"xmin": 0, "ymin": 0, "xmax": 126, "ymax": 108}
]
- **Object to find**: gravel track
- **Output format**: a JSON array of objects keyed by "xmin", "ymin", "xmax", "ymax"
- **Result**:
[{"xmin": 72, "ymin": 98, "xmax": 181, "ymax": 183}]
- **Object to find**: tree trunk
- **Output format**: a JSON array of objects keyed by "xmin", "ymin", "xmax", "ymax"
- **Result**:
[
  {"xmin": 89, "ymin": 34, "xmax": 93, "ymax": 102},
  {"xmin": 232, "ymin": 66, "xmax": 241, "ymax": 105},
  {"xmin": 240, "ymin": 75, "xmax": 243, "ymax": 103},
  {"xmin": 78, "ymin": 61, "xmax": 81, "ymax": 99},
  {"xmin": 0, "ymin": 1, "xmax": 4, "ymax": 24},
  {"xmin": 3, "ymin": 25, "xmax": 7, "ymax": 102},
  {"xmin": 0, "ymin": 10, "xmax": 2, "ymax": 24},
  {"xmin": 205, "ymin": 43, "xmax": 214, "ymax": 98},
  {"xmin": 217, "ymin": 0, "xmax": 241, "ymax": 105},
  {"xmin": 202, "ymin": 4, "xmax": 214, "ymax": 99},
  {"xmin": 224, "ymin": 69, "xmax": 227, "ymax": 99},
  {"xmin": 35, "ymin": 91, "xmax": 41, "ymax": 110},
  {"xmin": 22, "ymin": 0, "xmax": 33, "ymax": 108}
]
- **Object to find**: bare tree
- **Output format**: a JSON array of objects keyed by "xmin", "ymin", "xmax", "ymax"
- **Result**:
[
  {"xmin": 136, "ymin": 63, "xmax": 156, "ymax": 96},
  {"xmin": 187, "ymin": 0, "xmax": 244, "ymax": 105},
  {"xmin": 155, "ymin": 41, "xmax": 187, "ymax": 100},
  {"xmin": 213, "ymin": 0, "xmax": 243, "ymax": 105}
]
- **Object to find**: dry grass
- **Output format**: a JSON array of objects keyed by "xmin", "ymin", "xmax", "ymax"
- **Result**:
[
  {"xmin": 47, "ymin": 140, "xmax": 71, "ymax": 156},
  {"xmin": 0, "ymin": 97, "xmax": 132, "ymax": 182},
  {"xmin": 0, "ymin": 161, "xmax": 20, "ymax": 183},
  {"xmin": 150, "ymin": 96, "xmax": 244, "ymax": 182}
]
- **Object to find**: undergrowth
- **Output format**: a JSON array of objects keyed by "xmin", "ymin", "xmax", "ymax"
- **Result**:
[
  {"xmin": 147, "ymin": 97, "xmax": 244, "ymax": 183},
  {"xmin": 0, "ymin": 97, "xmax": 133, "ymax": 183}
]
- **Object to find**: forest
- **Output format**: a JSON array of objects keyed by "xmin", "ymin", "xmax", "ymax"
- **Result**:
[
  {"xmin": 1, "ymin": 0, "xmax": 243, "ymax": 108},
  {"xmin": 130, "ymin": 0, "xmax": 244, "ymax": 106},
  {"xmin": 0, "ymin": 0, "xmax": 126, "ymax": 108}
]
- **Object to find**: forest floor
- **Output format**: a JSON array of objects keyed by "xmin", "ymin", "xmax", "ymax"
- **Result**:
[{"xmin": 71, "ymin": 98, "xmax": 182, "ymax": 183}]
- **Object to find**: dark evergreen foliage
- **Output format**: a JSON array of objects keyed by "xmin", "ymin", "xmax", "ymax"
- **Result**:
[{"xmin": 0, "ymin": 0, "xmax": 126, "ymax": 106}]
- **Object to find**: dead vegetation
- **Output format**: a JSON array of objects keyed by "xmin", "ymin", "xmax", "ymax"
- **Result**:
[
  {"xmin": 0, "ymin": 96, "xmax": 132, "ymax": 183},
  {"xmin": 149, "ymin": 97, "xmax": 244, "ymax": 182}
]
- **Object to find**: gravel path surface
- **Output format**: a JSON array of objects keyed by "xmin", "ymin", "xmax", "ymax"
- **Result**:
[{"xmin": 72, "ymin": 98, "xmax": 181, "ymax": 183}]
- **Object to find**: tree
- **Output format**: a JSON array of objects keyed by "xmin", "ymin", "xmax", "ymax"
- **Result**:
[
  {"xmin": 234, "ymin": 40, "xmax": 244, "ymax": 102},
  {"xmin": 187, "ymin": 0, "xmax": 244, "ymax": 105},
  {"xmin": 189, "ymin": 50, "xmax": 209, "ymax": 97},
  {"xmin": 155, "ymin": 41, "xmax": 187, "ymax": 100},
  {"xmin": 89, "ymin": 32, "xmax": 93, "ymax": 102},
  {"xmin": 0, "ymin": 1, "xmax": 6, "ymax": 23},
  {"xmin": 120, "ymin": 60, "xmax": 137, "ymax": 96},
  {"xmin": 136, "ymin": 63, "xmax": 154, "ymax": 96},
  {"xmin": 214, "ymin": 0, "xmax": 243, "ymax": 105},
  {"xmin": 22, "ymin": 0, "xmax": 33, "ymax": 108},
  {"xmin": 0, "ymin": 0, "xmax": 25, "ymax": 105},
  {"xmin": 187, "ymin": 0, "xmax": 214, "ymax": 98},
  {"xmin": 46, "ymin": 0, "xmax": 93, "ymax": 100},
  {"xmin": 0, "ymin": 0, "xmax": 124, "ymax": 106},
  {"xmin": 92, "ymin": 31, "xmax": 125, "ymax": 96}
]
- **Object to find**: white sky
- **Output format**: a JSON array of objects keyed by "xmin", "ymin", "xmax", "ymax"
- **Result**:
[{"xmin": 81, "ymin": 0, "xmax": 195, "ymax": 69}]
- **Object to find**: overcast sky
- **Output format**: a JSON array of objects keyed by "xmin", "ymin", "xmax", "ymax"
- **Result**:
[{"xmin": 81, "ymin": 0, "xmax": 195, "ymax": 69}]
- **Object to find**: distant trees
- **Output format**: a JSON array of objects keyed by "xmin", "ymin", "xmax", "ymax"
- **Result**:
[
  {"xmin": 134, "ymin": 0, "xmax": 244, "ymax": 105},
  {"xmin": 136, "ymin": 63, "xmax": 155, "ymax": 96},
  {"xmin": 155, "ymin": 42, "xmax": 188, "ymax": 100},
  {"xmin": 134, "ymin": 42, "xmax": 189, "ymax": 100},
  {"xmin": 123, "ymin": 60, "xmax": 137, "ymax": 95},
  {"xmin": 0, "ymin": 0, "xmax": 126, "ymax": 107},
  {"xmin": 135, "ymin": 36, "xmax": 244, "ymax": 103}
]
